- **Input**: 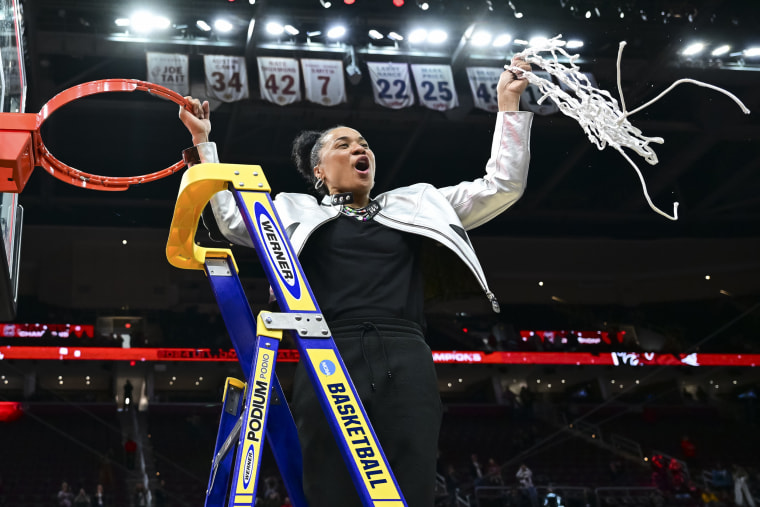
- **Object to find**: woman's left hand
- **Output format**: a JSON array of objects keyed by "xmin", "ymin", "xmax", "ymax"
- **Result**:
[{"xmin": 497, "ymin": 57, "xmax": 532, "ymax": 111}]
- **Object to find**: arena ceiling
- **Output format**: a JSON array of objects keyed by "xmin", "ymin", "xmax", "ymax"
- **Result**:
[{"xmin": 7, "ymin": 0, "xmax": 760, "ymax": 319}]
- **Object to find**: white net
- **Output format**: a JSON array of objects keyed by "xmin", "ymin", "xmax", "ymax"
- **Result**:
[{"xmin": 507, "ymin": 35, "xmax": 751, "ymax": 220}]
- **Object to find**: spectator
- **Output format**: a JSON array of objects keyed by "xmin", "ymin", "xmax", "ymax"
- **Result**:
[
  {"xmin": 443, "ymin": 464, "xmax": 461, "ymax": 507},
  {"xmin": 123, "ymin": 380, "xmax": 133, "ymax": 411},
  {"xmin": 470, "ymin": 454, "xmax": 485, "ymax": 485},
  {"xmin": 544, "ymin": 487, "xmax": 564, "ymax": 507},
  {"xmin": 516, "ymin": 464, "xmax": 538, "ymax": 507},
  {"xmin": 486, "ymin": 458, "xmax": 503, "ymax": 486},
  {"xmin": 153, "ymin": 479, "xmax": 167, "ymax": 507},
  {"xmin": 733, "ymin": 465, "xmax": 756, "ymax": 507},
  {"xmin": 73, "ymin": 488, "xmax": 91, "ymax": 507},
  {"xmin": 680, "ymin": 436, "xmax": 697, "ymax": 466},
  {"xmin": 701, "ymin": 486, "xmax": 724, "ymax": 507},
  {"xmin": 133, "ymin": 483, "xmax": 148, "ymax": 507},
  {"xmin": 92, "ymin": 484, "xmax": 106, "ymax": 507},
  {"xmin": 711, "ymin": 463, "xmax": 732, "ymax": 493},
  {"xmin": 57, "ymin": 481, "xmax": 74, "ymax": 507},
  {"xmin": 124, "ymin": 436, "xmax": 138, "ymax": 471}
]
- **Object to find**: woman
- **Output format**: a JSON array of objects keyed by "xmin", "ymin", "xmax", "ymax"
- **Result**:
[{"xmin": 179, "ymin": 57, "xmax": 532, "ymax": 506}]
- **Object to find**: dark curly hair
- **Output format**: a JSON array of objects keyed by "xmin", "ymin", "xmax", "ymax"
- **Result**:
[{"xmin": 290, "ymin": 126, "xmax": 346, "ymax": 197}]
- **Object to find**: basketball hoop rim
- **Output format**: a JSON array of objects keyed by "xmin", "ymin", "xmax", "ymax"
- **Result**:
[{"xmin": 35, "ymin": 79, "xmax": 192, "ymax": 191}]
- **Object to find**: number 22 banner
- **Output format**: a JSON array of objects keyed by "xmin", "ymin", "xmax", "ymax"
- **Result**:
[
  {"xmin": 411, "ymin": 64, "xmax": 459, "ymax": 111},
  {"xmin": 301, "ymin": 59, "xmax": 346, "ymax": 106},
  {"xmin": 366, "ymin": 62, "xmax": 414, "ymax": 110},
  {"xmin": 256, "ymin": 56, "xmax": 302, "ymax": 106},
  {"xmin": 203, "ymin": 55, "xmax": 249, "ymax": 103}
]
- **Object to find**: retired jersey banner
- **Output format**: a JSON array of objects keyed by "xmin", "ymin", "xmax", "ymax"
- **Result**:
[
  {"xmin": 146, "ymin": 52, "xmax": 189, "ymax": 95},
  {"xmin": 411, "ymin": 64, "xmax": 459, "ymax": 111},
  {"xmin": 520, "ymin": 70, "xmax": 560, "ymax": 116},
  {"xmin": 466, "ymin": 67, "xmax": 503, "ymax": 113},
  {"xmin": 204, "ymin": 55, "xmax": 249, "ymax": 102},
  {"xmin": 257, "ymin": 56, "xmax": 301, "ymax": 106},
  {"xmin": 366, "ymin": 62, "xmax": 414, "ymax": 109},
  {"xmin": 300, "ymin": 59, "xmax": 346, "ymax": 106}
]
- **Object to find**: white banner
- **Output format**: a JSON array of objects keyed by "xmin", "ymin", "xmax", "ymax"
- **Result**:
[
  {"xmin": 520, "ymin": 70, "xmax": 559, "ymax": 116},
  {"xmin": 256, "ymin": 57, "xmax": 301, "ymax": 106},
  {"xmin": 411, "ymin": 64, "xmax": 459, "ymax": 111},
  {"xmin": 146, "ymin": 52, "xmax": 189, "ymax": 95},
  {"xmin": 366, "ymin": 62, "xmax": 414, "ymax": 109},
  {"xmin": 300, "ymin": 59, "xmax": 346, "ymax": 106},
  {"xmin": 204, "ymin": 55, "xmax": 249, "ymax": 102},
  {"xmin": 465, "ymin": 67, "xmax": 503, "ymax": 113}
]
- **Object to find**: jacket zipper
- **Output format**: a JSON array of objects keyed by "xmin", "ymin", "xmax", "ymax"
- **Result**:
[{"xmin": 375, "ymin": 212, "xmax": 501, "ymax": 313}]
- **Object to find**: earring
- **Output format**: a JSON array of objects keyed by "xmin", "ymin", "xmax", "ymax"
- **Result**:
[{"xmin": 314, "ymin": 178, "xmax": 324, "ymax": 190}]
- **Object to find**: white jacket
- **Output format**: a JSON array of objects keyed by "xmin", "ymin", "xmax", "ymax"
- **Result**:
[{"xmin": 192, "ymin": 111, "xmax": 533, "ymax": 312}]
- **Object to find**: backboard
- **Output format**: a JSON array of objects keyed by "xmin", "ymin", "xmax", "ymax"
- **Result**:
[{"xmin": 0, "ymin": 0, "xmax": 25, "ymax": 321}]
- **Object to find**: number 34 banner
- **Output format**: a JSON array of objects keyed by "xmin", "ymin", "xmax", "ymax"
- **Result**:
[{"xmin": 203, "ymin": 55, "xmax": 249, "ymax": 103}]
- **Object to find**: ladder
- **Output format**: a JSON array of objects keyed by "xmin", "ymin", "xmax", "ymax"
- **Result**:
[{"xmin": 166, "ymin": 162, "xmax": 407, "ymax": 507}]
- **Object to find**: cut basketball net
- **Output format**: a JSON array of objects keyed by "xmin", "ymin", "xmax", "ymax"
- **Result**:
[{"xmin": 507, "ymin": 35, "xmax": 751, "ymax": 220}]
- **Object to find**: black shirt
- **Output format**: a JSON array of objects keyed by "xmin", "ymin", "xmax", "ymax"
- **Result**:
[{"xmin": 299, "ymin": 213, "xmax": 425, "ymax": 325}]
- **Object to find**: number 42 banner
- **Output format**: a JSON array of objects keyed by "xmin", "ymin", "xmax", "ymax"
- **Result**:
[{"xmin": 203, "ymin": 55, "xmax": 249, "ymax": 103}]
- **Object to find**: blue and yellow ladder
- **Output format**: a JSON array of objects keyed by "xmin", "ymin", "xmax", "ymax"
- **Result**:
[{"xmin": 166, "ymin": 163, "xmax": 407, "ymax": 507}]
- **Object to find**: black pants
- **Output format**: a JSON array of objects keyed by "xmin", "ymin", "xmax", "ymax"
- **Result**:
[{"xmin": 291, "ymin": 317, "xmax": 442, "ymax": 507}]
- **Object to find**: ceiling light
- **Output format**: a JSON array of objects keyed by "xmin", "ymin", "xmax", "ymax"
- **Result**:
[
  {"xmin": 744, "ymin": 47, "xmax": 760, "ymax": 57},
  {"xmin": 326, "ymin": 25, "xmax": 346, "ymax": 39},
  {"xmin": 214, "ymin": 19, "xmax": 233, "ymax": 33},
  {"xmin": 387, "ymin": 31, "xmax": 404, "ymax": 41},
  {"xmin": 566, "ymin": 39, "xmax": 584, "ymax": 49},
  {"xmin": 368, "ymin": 29, "xmax": 384, "ymax": 40},
  {"xmin": 115, "ymin": 18, "xmax": 130, "ymax": 27},
  {"xmin": 471, "ymin": 30, "xmax": 492, "ymax": 47},
  {"xmin": 266, "ymin": 22, "xmax": 284, "ymax": 35},
  {"xmin": 492, "ymin": 33, "xmax": 512, "ymax": 47},
  {"xmin": 284, "ymin": 25, "xmax": 299, "ymax": 36},
  {"xmin": 711, "ymin": 44, "xmax": 730, "ymax": 56},
  {"xmin": 417, "ymin": 1, "xmax": 429, "ymax": 10},
  {"xmin": 428, "ymin": 29, "xmax": 448, "ymax": 44},
  {"xmin": 306, "ymin": 30, "xmax": 322, "ymax": 37},
  {"xmin": 393, "ymin": 0, "xmax": 405, "ymax": 6},
  {"xmin": 344, "ymin": 0, "xmax": 356, "ymax": 4},
  {"xmin": 408, "ymin": 28, "xmax": 427, "ymax": 44},
  {"xmin": 319, "ymin": 0, "xmax": 332, "ymax": 8},
  {"xmin": 682, "ymin": 42, "xmax": 705, "ymax": 56},
  {"xmin": 152, "ymin": 16, "xmax": 171, "ymax": 30},
  {"xmin": 529, "ymin": 36, "xmax": 549, "ymax": 47}
]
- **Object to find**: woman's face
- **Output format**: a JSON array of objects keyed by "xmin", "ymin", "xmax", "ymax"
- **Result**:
[{"xmin": 314, "ymin": 127, "xmax": 375, "ymax": 202}]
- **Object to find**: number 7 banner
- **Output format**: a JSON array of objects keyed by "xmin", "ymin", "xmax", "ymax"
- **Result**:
[
  {"xmin": 256, "ymin": 56, "xmax": 302, "ymax": 106},
  {"xmin": 203, "ymin": 55, "xmax": 250, "ymax": 103},
  {"xmin": 300, "ymin": 59, "xmax": 346, "ymax": 106},
  {"xmin": 366, "ymin": 62, "xmax": 414, "ymax": 110}
]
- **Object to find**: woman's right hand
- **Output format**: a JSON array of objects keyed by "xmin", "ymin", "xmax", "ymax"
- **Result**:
[{"xmin": 179, "ymin": 96, "xmax": 211, "ymax": 145}]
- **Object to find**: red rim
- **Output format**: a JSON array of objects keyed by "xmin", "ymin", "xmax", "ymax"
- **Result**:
[{"xmin": 35, "ymin": 79, "xmax": 192, "ymax": 191}]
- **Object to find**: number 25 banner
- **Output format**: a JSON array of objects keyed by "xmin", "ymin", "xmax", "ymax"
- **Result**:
[
  {"xmin": 411, "ymin": 64, "xmax": 459, "ymax": 111},
  {"xmin": 301, "ymin": 59, "xmax": 346, "ymax": 106},
  {"xmin": 203, "ymin": 55, "xmax": 249, "ymax": 103},
  {"xmin": 256, "ymin": 56, "xmax": 302, "ymax": 106}
]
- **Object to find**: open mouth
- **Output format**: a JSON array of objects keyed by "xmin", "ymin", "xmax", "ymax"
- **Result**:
[{"xmin": 355, "ymin": 156, "xmax": 370, "ymax": 173}]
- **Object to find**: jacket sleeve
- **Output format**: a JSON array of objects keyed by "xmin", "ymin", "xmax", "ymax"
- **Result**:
[
  {"xmin": 437, "ymin": 111, "xmax": 533, "ymax": 230},
  {"xmin": 182, "ymin": 142, "xmax": 255, "ymax": 248}
]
